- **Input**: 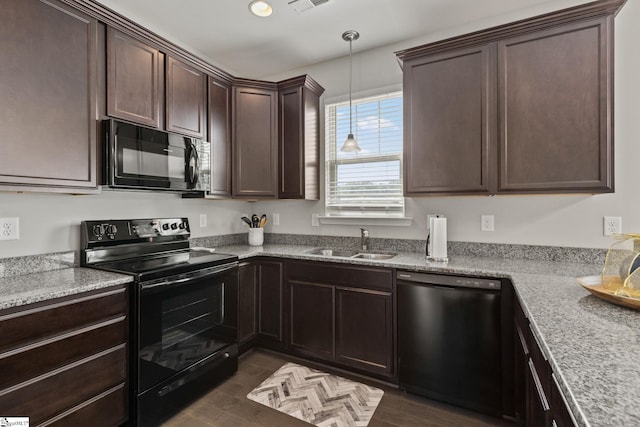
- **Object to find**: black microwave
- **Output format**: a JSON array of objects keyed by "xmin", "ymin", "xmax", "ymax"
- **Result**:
[{"xmin": 104, "ymin": 119, "xmax": 210, "ymax": 193}]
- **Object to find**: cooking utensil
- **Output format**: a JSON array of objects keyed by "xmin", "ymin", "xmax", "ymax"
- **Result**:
[
  {"xmin": 241, "ymin": 216, "xmax": 252, "ymax": 227},
  {"xmin": 259, "ymin": 214, "xmax": 267, "ymax": 228},
  {"xmin": 251, "ymin": 214, "xmax": 260, "ymax": 228}
]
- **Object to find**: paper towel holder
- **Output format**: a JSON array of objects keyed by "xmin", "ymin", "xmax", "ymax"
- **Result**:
[{"xmin": 426, "ymin": 214, "xmax": 449, "ymax": 263}]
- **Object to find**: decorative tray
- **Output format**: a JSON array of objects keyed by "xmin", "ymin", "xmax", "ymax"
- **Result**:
[{"xmin": 577, "ymin": 275, "xmax": 640, "ymax": 310}]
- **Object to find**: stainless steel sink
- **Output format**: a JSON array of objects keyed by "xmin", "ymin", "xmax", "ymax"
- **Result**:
[
  {"xmin": 305, "ymin": 248, "xmax": 396, "ymax": 260},
  {"xmin": 305, "ymin": 248, "xmax": 359, "ymax": 257},
  {"xmin": 352, "ymin": 252, "xmax": 396, "ymax": 260}
]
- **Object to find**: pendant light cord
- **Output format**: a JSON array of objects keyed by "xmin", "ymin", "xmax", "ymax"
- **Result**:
[{"xmin": 349, "ymin": 37, "xmax": 353, "ymax": 135}]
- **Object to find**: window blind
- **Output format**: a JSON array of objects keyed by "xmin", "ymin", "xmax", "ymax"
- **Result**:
[{"xmin": 325, "ymin": 91, "xmax": 404, "ymax": 215}]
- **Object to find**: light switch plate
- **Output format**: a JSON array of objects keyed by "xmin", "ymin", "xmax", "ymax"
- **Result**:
[
  {"xmin": 311, "ymin": 213, "xmax": 319, "ymax": 227},
  {"xmin": 199, "ymin": 214, "xmax": 207, "ymax": 228},
  {"xmin": 272, "ymin": 213, "xmax": 280, "ymax": 226}
]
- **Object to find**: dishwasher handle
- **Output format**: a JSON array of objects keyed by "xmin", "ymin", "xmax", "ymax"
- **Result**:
[{"xmin": 397, "ymin": 271, "xmax": 501, "ymax": 291}]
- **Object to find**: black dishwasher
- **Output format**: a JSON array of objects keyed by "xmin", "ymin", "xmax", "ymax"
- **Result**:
[{"xmin": 397, "ymin": 271, "xmax": 503, "ymax": 417}]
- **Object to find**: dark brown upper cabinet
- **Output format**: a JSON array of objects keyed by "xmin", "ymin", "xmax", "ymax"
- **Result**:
[
  {"xmin": 232, "ymin": 81, "xmax": 278, "ymax": 199},
  {"xmin": 107, "ymin": 28, "xmax": 163, "ymax": 129},
  {"xmin": 497, "ymin": 18, "xmax": 613, "ymax": 193},
  {"xmin": 166, "ymin": 56, "xmax": 206, "ymax": 139},
  {"xmin": 277, "ymin": 75, "xmax": 325, "ymax": 200},
  {"xmin": 402, "ymin": 45, "xmax": 495, "ymax": 196},
  {"xmin": 0, "ymin": 0, "xmax": 99, "ymax": 192},
  {"xmin": 207, "ymin": 76, "xmax": 233, "ymax": 198},
  {"xmin": 396, "ymin": 0, "xmax": 624, "ymax": 196}
]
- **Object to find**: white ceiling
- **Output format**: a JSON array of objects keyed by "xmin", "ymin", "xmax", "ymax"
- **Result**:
[{"xmin": 96, "ymin": 0, "xmax": 588, "ymax": 79}]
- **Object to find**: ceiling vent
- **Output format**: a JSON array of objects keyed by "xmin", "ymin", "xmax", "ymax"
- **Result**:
[{"xmin": 288, "ymin": 0, "xmax": 330, "ymax": 13}]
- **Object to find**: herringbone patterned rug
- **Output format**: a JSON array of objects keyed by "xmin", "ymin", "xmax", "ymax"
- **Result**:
[{"xmin": 247, "ymin": 362, "xmax": 384, "ymax": 427}]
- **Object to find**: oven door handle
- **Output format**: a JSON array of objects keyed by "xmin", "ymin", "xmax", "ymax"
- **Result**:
[{"xmin": 140, "ymin": 262, "xmax": 237, "ymax": 293}]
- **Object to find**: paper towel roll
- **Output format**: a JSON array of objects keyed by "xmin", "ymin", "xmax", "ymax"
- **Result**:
[{"xmin": 430, "ymin": 217, "xmax": 448, "ymax": 261}]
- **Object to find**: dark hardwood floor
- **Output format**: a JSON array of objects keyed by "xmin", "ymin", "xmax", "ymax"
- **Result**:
[{"xmin": 161, "ymin": 349, "xmax": 514, "ymax": 427}]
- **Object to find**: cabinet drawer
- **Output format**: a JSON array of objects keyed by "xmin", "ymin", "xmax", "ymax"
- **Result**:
[
  {"xmin": 0, "ymin": 316, "xmax": 126, "ymax": 390},
  {"xmin": 0, "ymin": 286, "xmax": 126, "ymax": 352},
  {"xmin": 551, "ymin": 373, "xmax": 578, "ymax": 427},
  {"xmin": 527, "ymin": 357, "xmax": 551, "ymax": 426},
  {"xmin": 0, "ymin": 345, "xmax": 126, "ymax": 425},
  {"xmin": 514, "ymin": 296, "xmax": 528, "ymax": 330},
  {"xmin": 43, "ymin": 384, "xmax": 127, "ymax": 427},
  {"xmin": 287, "ymin": 261, "xmax": 393, "ymax": 291},
  {"xmin": 526, "ymin": 323, "xmax": 551, "ymax": 397}
]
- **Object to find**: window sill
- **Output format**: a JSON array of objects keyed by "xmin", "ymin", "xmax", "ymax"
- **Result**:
[{"xmin": 318, "ymin": 216, "xmax": 413, "ymax": 227}]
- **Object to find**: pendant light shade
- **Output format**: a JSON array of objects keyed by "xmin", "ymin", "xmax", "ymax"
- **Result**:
[{"xmin": 340, "ymin": 30, "xmax": 361, "ymax": 153}]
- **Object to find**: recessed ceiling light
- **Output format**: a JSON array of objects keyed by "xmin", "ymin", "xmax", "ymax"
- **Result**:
[{"xmin": 249, "ymin": 0, "xmax": 273, "ymax": 17}]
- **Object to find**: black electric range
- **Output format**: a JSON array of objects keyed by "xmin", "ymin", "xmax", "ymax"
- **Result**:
[{"xmin": 81, "ymin": 218, "xmax": 239, "ymax": 426}]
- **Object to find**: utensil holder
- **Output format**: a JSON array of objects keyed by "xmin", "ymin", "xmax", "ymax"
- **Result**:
[{"xmin": 248, "ymin": 228, "xmax": 264, "ymax": 246}]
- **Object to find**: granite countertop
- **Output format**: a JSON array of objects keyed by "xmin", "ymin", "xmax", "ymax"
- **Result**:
[
  {"xmin": 1, "ymin": 242, "xmax": 637, "ymax": 426},
  {"xmin": 0, "ymin": 267, "xmax": 133, "ymax": 310},
  {"xmin": 212, "ymin": 243, "xmax": 640, "ymax": 427}
]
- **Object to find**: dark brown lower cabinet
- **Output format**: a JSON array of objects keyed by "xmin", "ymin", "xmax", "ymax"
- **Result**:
[
  {"xmin": 526, "ymin": 358, "xmax": 551, "ymax": 426},
  {"xmin": 286, "ymin": 260, "xmax": 395, "ymax": 379},
  {"xmin": 0, "ymin": 285, "xmax": 128, "ymax": 426},
  {"xmin": 515, "ymin": 297, "xmax": 576, "ymax": 427},
  {"xmin": 238, "ymin": 261, "xmax": 258, "ymax": 352},
  {"xmin": 289, "ymin": 281, "xmax": 334, "ymax": 360},
  {"xmin": 335, "ymin": 287, "xmax": 393, "ymax": 376},
  {"xmin": 256, "ymin": 259, "xmax": 285, "ymax": 349}
]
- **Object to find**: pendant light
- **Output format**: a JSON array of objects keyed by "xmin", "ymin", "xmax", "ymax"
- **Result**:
[{"xmin": 340, "ymin": 30, "xmax": 361, "ymax": 152}]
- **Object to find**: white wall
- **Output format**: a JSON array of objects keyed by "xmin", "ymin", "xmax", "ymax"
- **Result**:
[
  {"xmin": 256, "ymin": 0, "xmax": 640, "ymax": 250},
  {"xmin": 1, "ymin": 0, "xmax": 637, "ymax": 258},
  {"xmin": 0, "ymin": 191, "xmax": 252, "ymax": 258}
]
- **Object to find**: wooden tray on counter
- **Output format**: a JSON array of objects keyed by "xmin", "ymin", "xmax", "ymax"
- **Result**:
[{"xmin": 577, "ymin": 275, "xmax": 640, "ymax": 310}]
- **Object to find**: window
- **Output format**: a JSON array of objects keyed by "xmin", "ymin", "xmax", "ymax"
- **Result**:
[{"xmin": 325, "ymin": 91, "xmax": 403, "ymax": 216}]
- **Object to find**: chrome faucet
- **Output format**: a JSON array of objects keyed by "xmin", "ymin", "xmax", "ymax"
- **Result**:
[{"xmin": 361, "ymin": 228, "xmax": 369, "ymax": 251}]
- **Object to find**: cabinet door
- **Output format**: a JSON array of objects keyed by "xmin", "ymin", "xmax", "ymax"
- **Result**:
[
  {"xmin": 0, "ymin": 0, "xmax": 98, "ymax": 190},
  {"xmin": 207, "ymin": 76, "xmax": 232, "ymax": 198},
  {"xmin": 498, "ymin": 18, "xmax": 613, "ymax": 193},
  {"xmin": 166, "ymin": 56, "xmax": 206, "ymax": 138},
  {"xmin": 238, "ymin": 262, "xmax": 257, "ymax": 349},
  {"xmin": 335, "ymin": 287, "xmax": 393, "ymax": 376},
  {"xmin": 257, "ymin": 260, "xmax": 284, "ymax": 346},
  {"xmin": 278, "ymin": 83, "xmax": 322, "ymax": 200},
  {"xmin": 107, "ymin": 28, "xmax": 162, "ymax": 128},
  {"xmin": 289, "ymin": 280, "xmax": 334, "ymax": 361},
  {"xmin": 279, "ymin": 86, "xmax": 305, "ymax": 199},
  {"xmin": 232, "ymin": 85, "xmax": 278, "ymax": 198},
  {"xmin": 403, "ymin": 45, "xmax": 495, "ymax": 195}
]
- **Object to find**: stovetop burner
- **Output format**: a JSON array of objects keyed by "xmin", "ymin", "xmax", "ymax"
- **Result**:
[
  {"xmin": 96, "ymin": 249, "xmax": 237, "ymax": 281},
  {"xmin": 80, "ymin": 218, "xmax": 238, "ymax": 281}
]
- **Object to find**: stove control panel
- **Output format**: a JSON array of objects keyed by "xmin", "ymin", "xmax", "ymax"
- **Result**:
[{"xmin": 82, "ymin": 218, "xmax": 190, "ymax": 243}]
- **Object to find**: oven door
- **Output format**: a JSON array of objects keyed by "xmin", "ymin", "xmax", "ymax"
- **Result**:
[{"xmin": 137, "ymin": 262, "xmax": 238, "ymax": 394}]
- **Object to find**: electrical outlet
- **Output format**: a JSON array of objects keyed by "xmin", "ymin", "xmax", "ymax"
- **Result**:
[
  {"xmin": 199, "ymin": 214, "xmax": 207, "ymax": 228},
  {"xmin": 311, "ymin": 214, "xmax": 319, "ymax": 227},
  {"xmin": 603, "ymin": 216, "xmax": 622, "ymax": 236},
  {"xmin": 481, "ymin": 215, "xmax": 494, "ymax": 232},
  {"xmin": 0, "ymin": 217, "xmax": 19, "ymax": 241},
  {"xmin": 272, "ymin": 213, "xmax": 280, "ymax": 226}
]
